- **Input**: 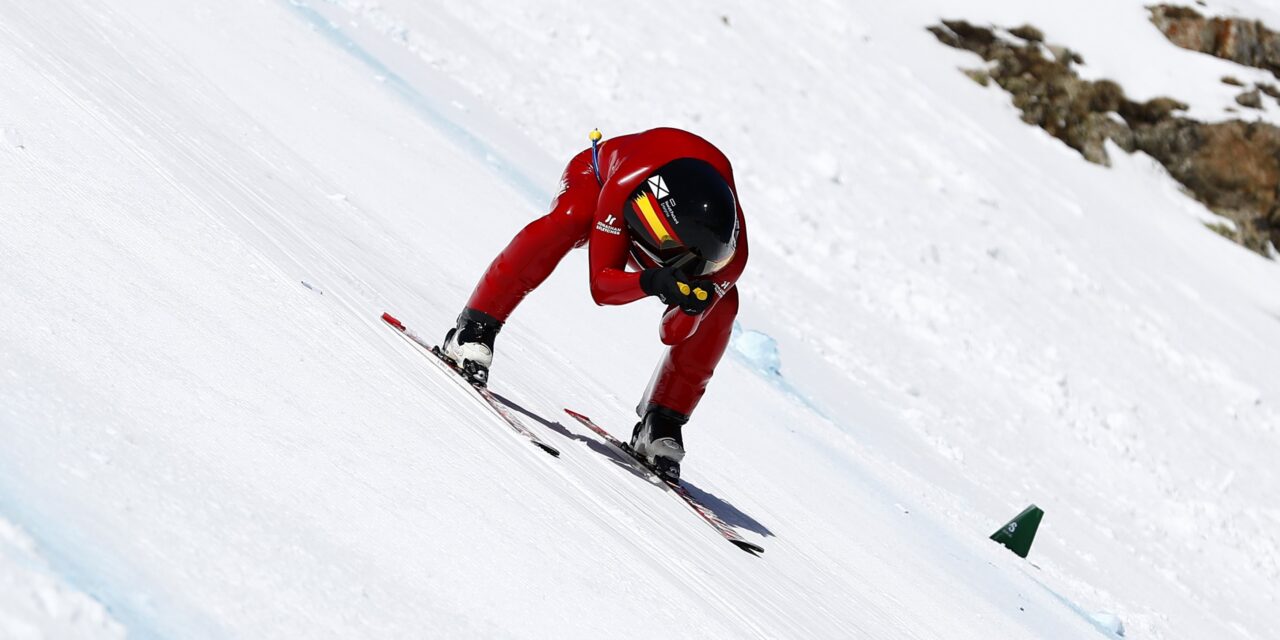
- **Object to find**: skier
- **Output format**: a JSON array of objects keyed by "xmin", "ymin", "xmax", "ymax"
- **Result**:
[{"xmin": 441, "ymin": 127, "xmax": 748, "ymax": 481}]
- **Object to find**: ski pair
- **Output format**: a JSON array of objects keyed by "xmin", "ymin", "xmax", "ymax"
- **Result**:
[
  {"xmin": 381, "ymin": 312, "xmax": 560, "ymax": 457},
  {"xmin": 381, "ymin": 312, "xmax": 763, "ymax": 555},
  {"xmin": 563, "ymin": 409, "xmax": 765, "ymax": 555}
]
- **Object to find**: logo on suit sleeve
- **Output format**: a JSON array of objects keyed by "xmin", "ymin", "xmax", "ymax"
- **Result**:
[{"xmin": 595, "ymin": 214, "xmax": 622, "ymax": 235}]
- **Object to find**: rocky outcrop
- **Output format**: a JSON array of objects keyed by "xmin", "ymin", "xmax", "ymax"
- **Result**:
[
  {"xmin": 927, "ymin": 21, "xmax": 1140, "ymax": 165},
  {"xmin": 929, "ymin": 20, "xmax": 1279, "ymax": 256},
  {"xmin": 1150, "ymin": 5, "xmax": 1280, "ymax": 77},
  {"xmin": 1236, "ymin": 88, "xmax": 1264, "ymax": 109}
]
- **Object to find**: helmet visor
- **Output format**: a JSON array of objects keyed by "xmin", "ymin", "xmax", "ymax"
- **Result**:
[
  {"xmin": 691, "ymin": 248, "xmax": 736, "ymax": 275},
  {"xmin": 666, "ymin": 246, "xmax": 736, "ymax": 276}
]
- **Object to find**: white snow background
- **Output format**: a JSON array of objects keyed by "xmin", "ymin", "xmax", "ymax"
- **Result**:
[{"xmin": 2, "ymin": 0, "xmax": 1278, "ymax": 638}]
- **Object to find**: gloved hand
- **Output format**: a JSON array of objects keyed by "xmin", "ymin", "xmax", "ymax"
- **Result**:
[
  {"xmin": 640, "ymin": 266, "xmax": 716, "ymax": 315},
  {"xmin": 677, "ymin": 279, "xmax": 715, "ymax": 315},
  {"xmin": 639, "ymin": 265, "xmax": 688, "ymax": 305}
]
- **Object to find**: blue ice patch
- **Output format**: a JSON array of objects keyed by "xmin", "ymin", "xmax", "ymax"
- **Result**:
[{"xmin": 730, "ymin": 324, "xmax": 782, "ymax": 377}]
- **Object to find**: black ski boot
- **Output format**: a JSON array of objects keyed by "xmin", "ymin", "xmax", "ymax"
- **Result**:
[
  {"xmin": 629, "ymin": 406, "xmax": 688, "ymax": 483},
  {"xmin": 440, "ymin": 308, "xmax": 503, "ymax": 386}
]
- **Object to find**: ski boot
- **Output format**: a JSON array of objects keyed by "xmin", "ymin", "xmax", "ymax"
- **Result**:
[
  {"xmin": 629, "ymin": 406, "xmax": 688, "ymax": 483},
  {"xmin": 440, "ymin": 308, "xmax": 502, "ymax": 386}
]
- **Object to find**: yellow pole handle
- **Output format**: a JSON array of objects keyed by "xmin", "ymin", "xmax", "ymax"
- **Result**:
[{"xmin": 675, "ymin": 281, "xmax": 709, "ymax": 301}]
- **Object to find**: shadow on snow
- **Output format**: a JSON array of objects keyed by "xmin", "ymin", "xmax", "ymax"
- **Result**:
[{"xmin": 491, "ymin": 392, "xmax": 774, "ymax": 538}]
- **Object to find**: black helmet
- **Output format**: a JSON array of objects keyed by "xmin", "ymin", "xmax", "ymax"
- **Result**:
[{"xmin": 622, "ymin": 158, "xmax": 738, "ymax": 276}]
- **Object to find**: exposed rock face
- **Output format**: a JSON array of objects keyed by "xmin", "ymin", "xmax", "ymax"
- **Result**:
[
  {"xmin": 1236, "ymin": 88, "xmax": 1264, "ymax": 109},
  {"xmin": 929, "ymin": 20, "xmax": 1279, "ymax": 256},
  {"xmin": 1150, "ymin": 5, "xmax": 1280, "ymax": 77},
  {"xmin": 1007, "ymin": 25, "xmax": 1044, "ymax": 43},
  {"xmin": 927, "ymin": 21, "xmax": 1140, "ymax": 165}
]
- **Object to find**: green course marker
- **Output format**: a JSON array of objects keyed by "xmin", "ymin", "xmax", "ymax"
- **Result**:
[{"xmin": 991, "ymin": 504, "xmax": 1044, "ymax": 558}]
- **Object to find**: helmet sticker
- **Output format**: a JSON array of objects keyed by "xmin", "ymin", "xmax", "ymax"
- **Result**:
[
  {"xmin": 660, "ymin": 198, "xmax": 678, "ymax": 221},
  {"xmin": 647, "ymin": 175, "xmax": 670, "ymax": 200},
  {"xmin": 633, "ymin": 192, "xmax": 683, "ymax": 248}
]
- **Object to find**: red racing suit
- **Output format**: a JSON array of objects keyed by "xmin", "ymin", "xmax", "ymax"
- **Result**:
[{"xmin": 464, "ymin": 128, "xmax": 749, "ymax": 418}]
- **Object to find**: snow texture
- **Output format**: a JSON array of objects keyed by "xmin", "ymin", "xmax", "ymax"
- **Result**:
[
  {"xmin": 1089, "ymin": 611, "xmax": 1126, "ymax": 637},
  {"xmin": 1, "ymin": 0, "xmax": 1278, "ymax": 638},
  {"xmin": 0, "ymin": 517, "xmax": 124, "ymax": 639}
]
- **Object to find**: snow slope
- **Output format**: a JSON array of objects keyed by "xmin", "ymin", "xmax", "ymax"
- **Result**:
[
  {"xmin": 0, "ymin": 516, "xmax": 124, "ymax": 639},
  {"xmin": 1, "ymin": 0, "xmax": 1278, "ymax": 638}
]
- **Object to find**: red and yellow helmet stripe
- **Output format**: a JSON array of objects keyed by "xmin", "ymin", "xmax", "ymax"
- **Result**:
[{"xmin": 631, "ymin": 191, "xmax": 682, "ymax": 249}]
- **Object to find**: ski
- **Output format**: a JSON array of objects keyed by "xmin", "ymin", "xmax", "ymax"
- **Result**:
[
  {"xmin": 381, "ymin": 312, "xmax": 560, "ymax": 458},
  {"xmin": 563, "ymin": 408, "xmax": 764, "ymax": 555}
]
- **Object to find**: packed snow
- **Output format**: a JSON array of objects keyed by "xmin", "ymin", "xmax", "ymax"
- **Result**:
[
  {"xmin": 0, "ymin": 517, "xmax": 124, "ymax": 639},
  {"xmin": 2, "ymin": 0, "xmax": 1278, "ymax": 638}
]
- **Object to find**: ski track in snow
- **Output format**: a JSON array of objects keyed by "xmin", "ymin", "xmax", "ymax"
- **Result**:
[{"xmin": 1, "ymin": 0, "xmax": 1278, "ymax": 638}]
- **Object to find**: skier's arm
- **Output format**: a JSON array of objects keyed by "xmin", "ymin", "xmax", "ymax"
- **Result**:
[
  {"xmin": 588, "ymin": 217, "xmax": 647, "ymax": 306},
  {"xmin": 584, "ymin": 199, "xmax": 705, "ymax": 308},
  {"xmin": 586, "ymin": 224, "xmax": 717, "ymax": 347}
]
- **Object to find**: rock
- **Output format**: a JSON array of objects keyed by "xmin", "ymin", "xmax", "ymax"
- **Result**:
[
  {"xmin": 962, "ymin": 68, "xmax": 991, "ymax": 87},
  {"xmin": 1119, "ymin": 96, "xmax": 1188, "ymax": 124},
  {"xmin": 927, "ymin": 21, "xmax": 1141, "ymax": 165},
  {"xmin": 1045, "ymin": 44, "xmax": 1083, "ymax": 65},
  {"xmin": 1222, "ymin": 75, "xmax": 1245, "ymax": 86},
  {"xmin": 1009, "ymin": 25, "xmax": 1045, "ymax": 42},
  {"xmin": 930, "ymin": 19, "xmax": 1280, "ymax": 256},
  {"xmin": 1079, "ymin": 113, "xmax": 1135, "ymax": 164},
  {"xmin": 1150, "ymin": 5, "xmax": 1280, "ymax": 78},
  {"xmin": 1128, "ymin": 119, "xmax": 1280, "ymax": 254},
  {"xmin": 1236, "ymin": 88, "xmax": 1264, "ymax": 108},
  {"xmin": 931, "ymin": 20, "xmax": 998, "ymax": 57}
]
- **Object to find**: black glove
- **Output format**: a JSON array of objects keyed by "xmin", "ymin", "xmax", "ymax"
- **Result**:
[
  {"xmin": 639, "ymin": 265, "xmax": 688, "ymax": 305},
  {"xmin": 679, "ymin": 279, "xmax": 716, "ymax": 315},
  {"xmin": 640, "ymin": 266, "xmax": 717, "ymax": 315}
]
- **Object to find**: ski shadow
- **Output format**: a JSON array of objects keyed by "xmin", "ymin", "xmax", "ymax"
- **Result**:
[
  {"xmin": 678, "ymin": 481, "xmax": 774, "ymax": 538},
  {"xmin": 492, "ymin": 392, "xmax": 774, "ymax": 539},
  {"xmin": 489, "ymin": 392, "xmax": 654, "ymax": 485}
]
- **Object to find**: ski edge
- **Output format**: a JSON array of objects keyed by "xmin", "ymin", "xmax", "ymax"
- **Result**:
[
  {"xmin": 563, "ymin": 408, "xmax": 764, "ymax": 555},
  {"xmin": 381, "ymin": 312, "xmax": 561, "ymax": 458}
]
